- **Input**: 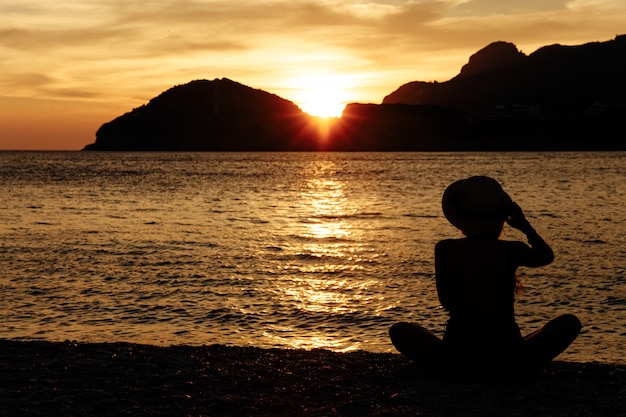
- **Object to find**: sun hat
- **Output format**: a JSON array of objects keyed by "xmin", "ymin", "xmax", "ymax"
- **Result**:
[{"xmin": 442, "ymin": 176, "xmax": 512, "ymax": 235}]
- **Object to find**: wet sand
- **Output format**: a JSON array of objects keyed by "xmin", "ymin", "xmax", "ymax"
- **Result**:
[{"xmin": 1, "ymin": 339, "xmax": 624, "ymax": 416}]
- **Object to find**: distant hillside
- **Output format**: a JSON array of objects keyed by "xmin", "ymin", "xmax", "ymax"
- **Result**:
[
  {"xmin": 380, "ymin": 35, "xmax": 626, "ymax": 149},
  {"xmin": 383, "ymin": 35, "xmax": 626, "ymax": 109},
  {"xmin": 84, "ymin": 78, "xmax": 321, "ymax": 151},
  {"xmin": 84, "ymin": 36, "xmax": 626, "ymax": 151}
]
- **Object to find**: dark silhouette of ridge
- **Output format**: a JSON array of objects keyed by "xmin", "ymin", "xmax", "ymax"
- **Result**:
[
  {"xmin": 84, "ymin": 36, "xmax": 626, "ymax": 151},
  {"xmin": 84, "ymin": 78, "xmax": 323, "ymax": 151},
  {"xmin": 384, "ymin": 35, "xmax": 626, "ymax": 109}
]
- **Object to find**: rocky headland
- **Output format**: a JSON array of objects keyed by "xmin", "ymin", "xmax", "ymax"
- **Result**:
[{"xmin": 84, "ymin": 78, "xmax": 322, "ymax": 151}]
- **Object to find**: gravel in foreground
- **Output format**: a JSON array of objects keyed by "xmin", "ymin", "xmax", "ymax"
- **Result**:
[{"xmin": 1, "ymin": 340, "xmax": 624, "ymax": 416}]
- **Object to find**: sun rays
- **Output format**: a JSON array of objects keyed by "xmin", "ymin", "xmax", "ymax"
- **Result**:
[{"xmin": 288, "ymin": 73, "xmax": 353, "ymax": 118}]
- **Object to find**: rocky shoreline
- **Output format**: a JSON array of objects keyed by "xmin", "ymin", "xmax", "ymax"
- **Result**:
[{"xmin": 1, "ymin": 339, "xmax": 624, "ymax": 416}]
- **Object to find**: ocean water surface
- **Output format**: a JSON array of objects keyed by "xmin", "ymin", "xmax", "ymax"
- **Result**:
[{"xmin": 0, "ymin": 151, "xmax": 624, "ymax": 364}]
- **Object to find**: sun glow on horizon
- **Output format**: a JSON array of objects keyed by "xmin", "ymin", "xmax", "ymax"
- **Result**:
[{"xmin": 288, "ymin": 73, "xmax": 353, "ymax": 118}]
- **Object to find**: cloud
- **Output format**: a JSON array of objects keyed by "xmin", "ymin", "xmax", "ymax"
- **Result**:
[
  {"xmin": 0, "ymin": 27, "xmax": 138, "ymax": 52},
  {"xmin": 448, "ymin": 0, "xmax": 570, "ymax": 15},
  {"xmin": 0, "ymin": 72, "xmax": 55, "ymax": 89},
  {"xmin": 1, "ymin": 0, "xmax": 625, "ymax": 106}
]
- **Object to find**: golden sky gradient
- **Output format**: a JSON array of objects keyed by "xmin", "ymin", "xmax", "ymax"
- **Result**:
[{"xmin": 1, "ymin": 0, "xmax": 625, "ymax": 150}]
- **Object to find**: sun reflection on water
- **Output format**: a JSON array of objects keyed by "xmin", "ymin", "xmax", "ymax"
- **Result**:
[
  {"xmin": 300, "ymin": 161, "xmax": 355, "ymax": 253},
  {"xmin": 284, "ymin": 277, "xmax": 358, "ymax": 315},
  {"xmin": 273, "ymin": 159, "xmax": 372, "ymax": 351}
]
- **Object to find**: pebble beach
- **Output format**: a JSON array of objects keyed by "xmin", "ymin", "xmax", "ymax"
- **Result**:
[{"xmin": 1, "ymin": 339, "xmax": 624, "ymax": 416}]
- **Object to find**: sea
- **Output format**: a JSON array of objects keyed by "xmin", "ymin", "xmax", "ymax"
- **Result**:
[{"xmin": 0, "ymin": 151, "xmax": 624, "ymax": 364}]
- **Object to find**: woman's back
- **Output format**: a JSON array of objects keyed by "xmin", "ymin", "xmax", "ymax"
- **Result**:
[{"xmin": 435, "ymin": 237, "xmax": 517, "ymax": 319}]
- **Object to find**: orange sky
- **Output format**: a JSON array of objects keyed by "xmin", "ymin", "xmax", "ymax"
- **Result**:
[{"xmin": 1, "ymin": 0, "xmax": 625, "ymax": 150}]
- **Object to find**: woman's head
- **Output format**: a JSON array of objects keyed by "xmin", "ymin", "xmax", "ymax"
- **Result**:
[{"xmin": 442, "ymin": 176, "xmax": 511, "ymax": 236}]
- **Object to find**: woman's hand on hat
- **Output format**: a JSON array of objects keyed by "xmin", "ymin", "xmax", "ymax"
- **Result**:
[{"xmin": 505, "ymin": 202, "xmax": 532, "ymax": 232}]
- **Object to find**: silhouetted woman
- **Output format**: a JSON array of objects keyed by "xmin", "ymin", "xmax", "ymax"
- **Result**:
[{"xmin": 389, "ymin": 176, "xmax": 581, "ymax": 379}]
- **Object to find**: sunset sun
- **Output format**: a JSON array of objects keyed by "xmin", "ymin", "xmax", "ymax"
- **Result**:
[{"xmin": 289, "ymin": 74, "xmax": 351, "ymax": 118}]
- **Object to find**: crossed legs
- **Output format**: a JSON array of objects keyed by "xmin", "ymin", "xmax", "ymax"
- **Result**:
[
  {"xmin": 388, "ymin": 322, "xmax": 442, "ymax": 372},
  {"xmin": 523, "ymin": 313, "xmax": 582, "ymax": 372},
  {"xmin": 389, "ymin": 314, "xmax": 581, "ymax": 376}
]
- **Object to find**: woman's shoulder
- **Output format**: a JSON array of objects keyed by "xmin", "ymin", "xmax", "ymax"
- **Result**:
[{"xmin": 435, "ymin": 238, "xmax": 458, "ymax": 251}]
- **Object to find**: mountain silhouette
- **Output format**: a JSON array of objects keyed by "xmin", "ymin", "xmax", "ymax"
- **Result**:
[
  {"xmin": 84, "ymin": 36, "xmax": 626, "ymax": 151},
  {"xmin": 384, "ymin": 35, "xmax": 626, "ymax": 109},
  {"xmin": 84, "ymin": 78, "xmax": 322, "ymax": 151}
]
